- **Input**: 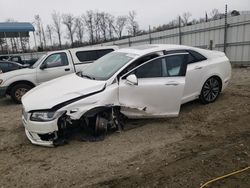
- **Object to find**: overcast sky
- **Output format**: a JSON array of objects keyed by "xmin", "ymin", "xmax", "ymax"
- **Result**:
[
  {"xmin": 1, "ymin": 0, "xmax": 249, "ymax": 29},
  {"xmin": 0, "ymin": 0, "xmax": 249, "ymax": 46}
]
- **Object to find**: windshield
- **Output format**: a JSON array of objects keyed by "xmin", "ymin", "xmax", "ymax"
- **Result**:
[
  {"xmin": 80, "ymin": 52, "xmax": 137, "ymax": 80},
  {"xmin": 31, "ymin": 54, "xmax": 47, "ymax": 68}
]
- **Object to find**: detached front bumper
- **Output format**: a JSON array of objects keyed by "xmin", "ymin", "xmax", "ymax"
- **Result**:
[
  {"xmin": 25, "ymin": 129, "xmax": 54, "ymax": 147},
  {"xmin": 0, "ymin": 86, "xmax": 7, "ymax": 97},
  {"xmin": 22, "ymin": 114, "xmax": 59, "ymax": 147}
]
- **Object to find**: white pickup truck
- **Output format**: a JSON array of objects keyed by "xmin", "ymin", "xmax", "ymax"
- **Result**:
[{"xmin": 0, "ymin": 46, "xmax": 118, "ymax": 103}]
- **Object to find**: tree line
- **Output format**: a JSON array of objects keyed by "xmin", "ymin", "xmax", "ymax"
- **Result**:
[
  {"xmin": 34, "ymin": 10, "xmax": 140, "ymax": 51},
  {"xmin": 0, "ymin": 8, "xmax": 241, "ymax": 53}
]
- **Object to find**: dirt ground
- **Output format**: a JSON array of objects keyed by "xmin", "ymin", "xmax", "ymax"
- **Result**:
[{"xmin": 0, "ymin": 68, "xmax": 250, "ymax": 188}]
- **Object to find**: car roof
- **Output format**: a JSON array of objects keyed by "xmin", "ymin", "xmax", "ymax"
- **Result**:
[
  {"xmin": 116, "ymin": 44, "xmax": 203, "ymax": 56},
  {"xmin": 47, "ymin": 45, "xmax": 119, "ymax": 55}
]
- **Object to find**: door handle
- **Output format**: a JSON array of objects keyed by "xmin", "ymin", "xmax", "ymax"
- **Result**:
[
  {"xmin": 65, "ymin": 68, "xmax": 70, "ymax": 71},
  {"xmin": 194, "ymin": 66, "xmax": 203, "ymax": 70},
  {"xmin": 165, "ymin": 82, "xmax": 179, "ymax": 86}
]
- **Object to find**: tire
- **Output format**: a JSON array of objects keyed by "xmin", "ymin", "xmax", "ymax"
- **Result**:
[
  {"xmin": 10, "ymin": 84, "xmax": 32, "ymax": 104},
  {"xmin": 199, "ymin": 77, "xmax": 221, "ymax": 104}
]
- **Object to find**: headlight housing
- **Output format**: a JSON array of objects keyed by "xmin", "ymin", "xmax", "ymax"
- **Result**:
[{"xmin": 30, "ymin": 111, "xmax": 65, "ymax": 122}]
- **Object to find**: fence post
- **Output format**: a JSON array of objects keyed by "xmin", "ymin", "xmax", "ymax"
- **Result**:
[
  {"xmin": 149, "ymin": 25, "xmax": 152, "ymax": 44},
  {"xmin": 178, "ymin": 16, "xmax": 182, "ymax": 45},
  {"xmin": 209, "ymin": 40, "xmax": 213, "ymax": 50},
  {"xmin": 223, "ymin": 4, "xmax": 228, "ymax": 53},
  {"xmin": 128, "ymin": 35, "xmax": 131, "ymax": 47}
]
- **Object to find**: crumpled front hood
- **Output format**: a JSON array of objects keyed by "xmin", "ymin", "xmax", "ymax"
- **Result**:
[{"xmin": 22, "ymin": 73, "xmax": 106, "ymax": 112}]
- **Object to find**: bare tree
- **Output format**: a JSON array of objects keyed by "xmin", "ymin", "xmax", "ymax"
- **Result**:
[
  {"xmin": 83, "ymin": 10, "xmax": 95, "ymax": 44},
  {"xmin": 46, "ymin": 24, "xmax": 53, "ymax": 46},
  {"xmin": 93, "ymin": 11, "xmax": 102, "ymax": 42},
  {"xmin": 115, "ymin": 16, "xmax": 127, "ymax": 39},
  {"xmin": 41, "ymin": 25, "xmax": 47, "ymax": 49},
  {"xmin": 127, "ymin": 10, "xmax": 139, "ymax": 36},
  {"xmin": 62, "ymin": 13, "xmax": 75, "ymax": 46},
  {"xmin": 0, "ymin": 39, "xmax": 4, "ymax": 53},
  {"xmin": 34, "ymin": 15, "xmax": 43, "ymax": 48},
  {"xmin": 99, "ymin": 12, "xmax": 108, "ymax": 41},
  {"xmin": 106, "ymin": 14, "xmax": 115, "ymax": 40},
  {"xmin": 6, "ymin": 18, "xmax": 18, "ymax": 53},
  {"xmin": 52, "ymin": 11, "xmax": 62, "ymax": 49},
  {"xmin": 210, "ymin": 9, "xmax": 220, "ymax": 20},
  {"xmin": 74, "ymin": 17, "xmax": 84, "ymax": 44},
  {"xmin": 181, "ymin": 12, "xmax": 192, "ymax": 26}
]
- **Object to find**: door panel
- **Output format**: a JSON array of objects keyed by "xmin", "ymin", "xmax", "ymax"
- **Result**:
[
  {"xmin": 182, "ymin": 61, "xmax": 207, "ymax": 103},
  {"xmin": 118, "ymin": 54, "xmax": 187, "ymax": 118},
  {"xmin": 36, "ymin": 52, "xmax": 74, "ymax": 84},
  {"xmin": 119, "ymin": 77, "xmax": 185, "ymax": 117}
]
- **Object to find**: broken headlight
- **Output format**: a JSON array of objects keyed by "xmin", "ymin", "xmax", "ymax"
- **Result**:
[{"xmin": 30, "ymin": 111, "xmax": 65, "ymax": 122}]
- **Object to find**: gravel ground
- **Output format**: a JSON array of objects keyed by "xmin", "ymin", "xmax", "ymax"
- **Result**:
[{"xmin": 0, "ymin": 68, "xmax": 250, "ymax": 188}]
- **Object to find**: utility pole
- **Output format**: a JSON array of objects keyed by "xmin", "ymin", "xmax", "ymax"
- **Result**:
[
  {"xmin": 178, "ymin": 16, "xmax": 182, "ymax": 45},
  {"xmin": 149, "ymin": 25, "xmax": 152, "ymax": 44},
  {"xmin": 223, "ymin": 4, "xmax": 228, "ymax": 53}
]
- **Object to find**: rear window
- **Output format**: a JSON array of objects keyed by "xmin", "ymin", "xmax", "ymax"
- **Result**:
[
  {"xmin": 76, "ymin": 49, "xmax": 114, "ymax": 63},
  {"xmin": 165, "ymin": 49, "xmax": 207, "ymax": 64},
  {"xmin": 188, "ymin": 50, "xmax": 207, "ymax": 62}
]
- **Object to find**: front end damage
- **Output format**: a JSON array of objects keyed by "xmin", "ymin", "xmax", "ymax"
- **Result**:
[{"xmin": 23, "ymin": 107, "xmax": 125, "ymax": 147}]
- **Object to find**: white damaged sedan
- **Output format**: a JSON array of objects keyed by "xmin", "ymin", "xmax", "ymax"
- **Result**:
[{"xmin": 22, "ymin": 44, "xmax": 231, "ymax": 146}]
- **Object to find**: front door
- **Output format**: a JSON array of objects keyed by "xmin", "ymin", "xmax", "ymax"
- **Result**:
[
  {"xmin": 118, "ymin": 54, "xmax": 187, "ymax": 118},
  {"xmin": 36, "ymin": 52, "xmax": 74, "ymax": 84}
]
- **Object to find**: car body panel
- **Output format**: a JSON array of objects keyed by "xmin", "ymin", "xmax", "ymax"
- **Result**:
[
  {"xmin": 22, "ymin": 73, "xmax": 106, "ymax": 112},
  {"xmin": 119, "ymin": 77, "xmax": 185, "ymax": 118},
  {"xmin": 0, "ymin": 46, "xmax": 118, "ymax": 101},
  {"xmin": 20, "ymin": 44, "xmax": 232, "ymax": 146}
]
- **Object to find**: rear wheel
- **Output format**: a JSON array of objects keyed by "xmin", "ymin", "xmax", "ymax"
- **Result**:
[
  {"xmin": 10, "ymin": 84, "xmax": 32, "ymax": 104},
  {"xmin": 200, "ymin": 77, "xmax": 221, "ymax": 104}
]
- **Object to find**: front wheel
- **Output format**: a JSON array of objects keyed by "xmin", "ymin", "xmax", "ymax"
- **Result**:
[
  {"xmin": 200, "ymin": 77, "xmax": 221, "ymax": 104},
  {"xmin": 10, "ymin": 84, "xmax": 32, "ymax": 104}
]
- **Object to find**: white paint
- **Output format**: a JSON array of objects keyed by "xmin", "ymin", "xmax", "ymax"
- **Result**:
[{"xmin": 21, "ymin": 44, "xmax": 232, "ymax": 146}]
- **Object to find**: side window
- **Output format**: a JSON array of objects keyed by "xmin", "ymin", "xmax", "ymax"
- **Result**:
[
  {"xmin": 119, "ymin": 53, "xmax": 161, "ymax": 79},
  {"xmin": 164, "ymin": 55, "xmax": 186, "ymax": 77},
  {"xmin": 165, "ymin": 49, "xmax": 206, "ymax": 64},
  {"xmin": 96, "ymin": 49, "xmax": 114, "ymax": 59},
  {"xmin": 76, "ymin": 49, "xmax": 114, "ymax": 63},
  {"xmin": 43, "ymin": 53, "xmax": 69, "ymax": 68},
  {"xmin": 188, "ymin": 50, "xmax": 207, "ymax": 62},
  {"xmin": 133, "ymin": 58, "xmax": 163, "ymax": 78},
  {"xmin": 11, "ymin": 57, "xmax": 19, "ymax": 62},
  {"xmin": 165, "ymin": 50, "xmax": 195, "ymax": 64},
  {"xmin": 131, "ymin": 54, "xmax": 187, "ymax": 79},
  {"xmin": 76, "ymin": 51, "xmax": 98, "ymax": 62}
]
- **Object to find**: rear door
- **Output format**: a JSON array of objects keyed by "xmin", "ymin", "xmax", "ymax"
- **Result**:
[
  {"xmin": 36, "ymin": 52, "xmax": 74, "ymax": 84},
  {"xmin": 182, "ymin": 50, "xmax": 207, "ymax": 103},
  {"xmin": 118, "ymin": 54, "xmax": 188, "ymax": 118}
]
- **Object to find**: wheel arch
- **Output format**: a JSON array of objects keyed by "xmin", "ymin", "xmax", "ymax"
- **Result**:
[
  {"xmin": 82, "ymin": 106, "xmax": 115, "ymax": 118},
  {"xmin": 201, "ymin": 74, "xmax": 223, "ymax": 94},
  {"xmin": 6, "ymin": 80, "xmax": 36, "ymax": 95}
]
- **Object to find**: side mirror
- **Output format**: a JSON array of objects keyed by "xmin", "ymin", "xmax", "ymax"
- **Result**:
[
  {"xmin": 126, "ymin": 74, "xmax": 138, "ymax": 86},
  {"xmin": 40, "ymin": 63, "xmax": 46, "ymax": 70}
]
